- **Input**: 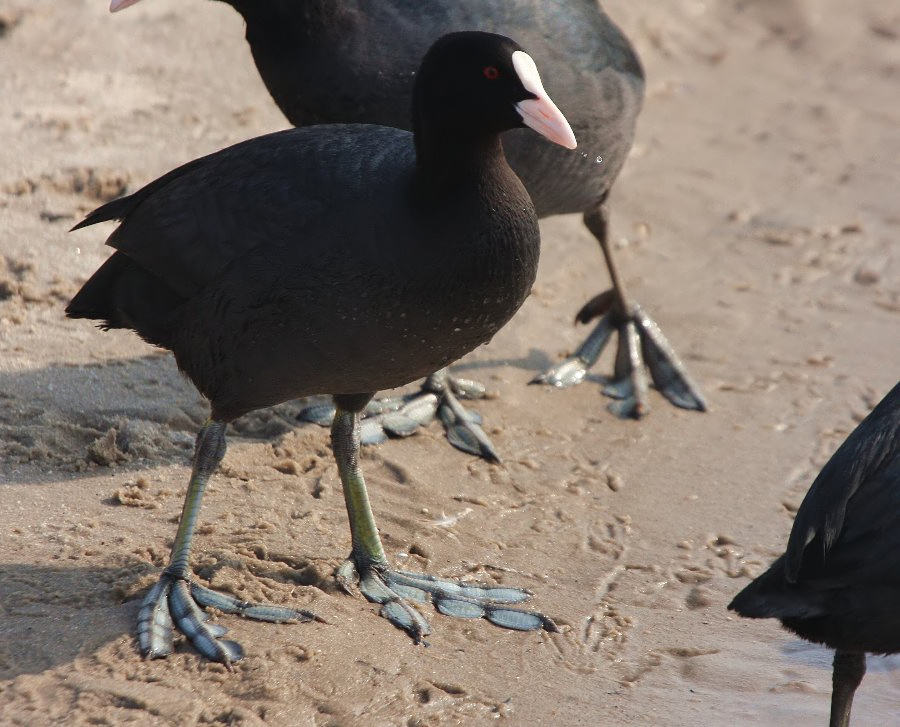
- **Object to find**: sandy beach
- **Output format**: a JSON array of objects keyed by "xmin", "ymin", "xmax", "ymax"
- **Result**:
[{"xmin": 1, "ymin": 1, "xmax": 899, "ymax": 724}]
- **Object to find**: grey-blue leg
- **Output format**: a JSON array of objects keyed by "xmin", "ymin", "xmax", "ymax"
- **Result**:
[
  {"xmin": 534, "ymin": 201, "xmax": 706, "ymax": 418},
  {"xmin": 329, "ymin": 403, "xmax": 556, "ymax": 643},
  {"xmin": 137, "ymin": 419, "xmax": 317, "ymax": 665}
]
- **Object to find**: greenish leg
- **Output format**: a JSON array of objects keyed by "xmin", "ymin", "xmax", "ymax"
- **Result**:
[
  {"xmin": 330, "ymin": 405, "xmax": 557, "ymax": 643},
  {"xmin": 165, "ymin": 420, "xmax": 226, "ymax": 578},
  {"xmin": 137, "ymin": 419, "xmax": 316, "ymax": 665},
  {"xmin": 332, "ymin": 408, "xmax": 388, "ymax": 567}
]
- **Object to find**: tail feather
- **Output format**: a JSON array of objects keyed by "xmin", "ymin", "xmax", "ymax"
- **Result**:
[
  {"xmin": 66, "ymin": 252, "xmax": 184, "ymax": 349},
  {"xmin": 70, "ymin": 195, "xmax": 140, "ymax": 232},
  {"xmin": 729, "ymin": 556, "xmax": 828, "ymax": 621},
  {"xmin": 71, "ymin": 154, "xmax": 208, "ymax": 233}
]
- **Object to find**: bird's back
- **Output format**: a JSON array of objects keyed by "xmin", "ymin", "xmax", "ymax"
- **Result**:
[
  {"xmin": 234, "ymin": 0, "xmax": 644, "ymax": 215},
  {"xmin": 69, "ymin": 124, "xmax": 540, "ymax": 420}
]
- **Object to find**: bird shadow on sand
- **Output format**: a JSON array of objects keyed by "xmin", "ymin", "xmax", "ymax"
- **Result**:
[
  {"xmin": 0, "ymin": 346, "xmax": 580, "ymax": 485},
  {"xmin": 0, "ymin": 561, "xmax": 147, "ymax": 680},
  {"xmin": 0, "ymin": 352, "xmax": 308, "ymax": 485},
  {"xmin": 452, "ymin": 345, "xmax": 615, "ymax": 387}
]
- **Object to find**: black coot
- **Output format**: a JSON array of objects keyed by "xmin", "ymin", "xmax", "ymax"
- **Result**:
[
  {"xmin": 729, "ymin": 382, "xmax": 900, "ymax": 727},
  {"xmin": 68, "ymin": 31, "xmax": 575, "ymax": 664},
  {"xmin": 111, "ymin": 0, "xmax": 705, "ymax": 461}
]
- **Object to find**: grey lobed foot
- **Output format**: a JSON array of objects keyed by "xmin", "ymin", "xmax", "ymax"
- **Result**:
[
  {"xmin": 425, "ymin": 369, "xmax": 501, "ymax": 462},
  {"xmin": 298, "ymin": 368, "xmax": 501, "ymax": 462},
  {"xmin": 533, "ymin": 303, "xmax": 706, "ymax": 419},
  {"xmin": 336, "ymin": 559, "xmax": 557, "ymax": 645},
  {"xmin": 137, "ymin": 572, "xmax": 318, "ymax": 665}
]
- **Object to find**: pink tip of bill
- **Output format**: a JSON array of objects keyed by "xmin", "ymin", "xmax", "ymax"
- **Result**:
[{"xmin": 109, "ymin": 0, "xmax": 143, "ymax": 12}]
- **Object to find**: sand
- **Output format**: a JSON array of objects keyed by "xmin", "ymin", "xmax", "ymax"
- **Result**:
[{"xmin": 1, "ymin": 0, "xmax": 898, "ymax": 724}]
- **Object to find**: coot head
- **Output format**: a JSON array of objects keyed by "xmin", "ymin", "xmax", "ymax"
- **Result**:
[{"xmin": 412, "ymin": 31, "xmax": 576, "ymax": 156}]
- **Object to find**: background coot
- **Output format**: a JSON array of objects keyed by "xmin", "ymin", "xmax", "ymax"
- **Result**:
[{"xmin": 111, "ymin": 0, "xmax": 706, "ymax": 461}]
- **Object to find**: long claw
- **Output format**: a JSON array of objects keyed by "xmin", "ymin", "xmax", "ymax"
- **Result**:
[
  {"xmin": 438, "ymin": 398, "xmax": 499, "ymax": 463},
  {"xmin": 431, "ymin": 593, "xmax": 557, "ymax": 632},
  {"xmin": 484, "ymin": 607, "xmax": 558, "ymax": 632},
  {"xmin": 380, "ymin": 599, "xmax": 432, "ymax": 644},
  {"xmin": 169, "ymin": 579, "xmax": 243, "ymax": 664},
  {"xmin": 422, "ymin": 370, "xmax": 500, "ymax": 460},
  {"xmin": 354, "ymin": 567, "xmax": 431, "ymax": 643}
]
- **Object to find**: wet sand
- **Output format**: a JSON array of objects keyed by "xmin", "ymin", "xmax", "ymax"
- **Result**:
[{"xmin": 1, "ymin": 1, "xmax": 899, "ymax": 724}]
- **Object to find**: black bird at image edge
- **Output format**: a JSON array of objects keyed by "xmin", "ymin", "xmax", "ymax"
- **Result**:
[{"xmin": 729, "ymin": 381, "xmax": 900, "ymax": 727}]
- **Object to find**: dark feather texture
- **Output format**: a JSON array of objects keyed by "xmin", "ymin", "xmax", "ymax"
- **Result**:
[
  {"xmin": 729, "ymin": 382, "xmax": 900, "ymax": 655},
  {"xmin": 215, "ymin": 0, "xmax": 644, "ymax": 217},
  {"xmin": 68, "ymin": 33, "xmax": 554, "ymax": 422}
]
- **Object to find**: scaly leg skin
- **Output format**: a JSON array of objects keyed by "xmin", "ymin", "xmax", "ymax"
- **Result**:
[
  {"xmin": 137, "ymin": 420, "xmax": 317, "ymax": 666},
  {"xmin": 330, "ymin": 402, "xmax": 556, "ymax": 644},
  {"xmin": 299, "ymin": 368, "xmax": 501, "ymax": 463},
  {"xmin": 829, "ymin": 650, "xmax": 865, "ymax": 727},
  {"xmin": 533, "ymin": 201, "xmax": 706, "ymax": 419}
]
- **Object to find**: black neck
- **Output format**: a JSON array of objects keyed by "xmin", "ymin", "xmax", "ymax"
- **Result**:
[{"xmin": 413, "ymin": 131, "xmax": 508, "ymax": 196}]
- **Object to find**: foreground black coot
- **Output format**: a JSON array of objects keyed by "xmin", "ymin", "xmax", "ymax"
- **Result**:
[
  {"xmin": 68, "ymin": 31, "xmax": 575, "ymax": 663},
  {"xmin": 111, "ymin": 0, "xmax": 705, "ymax": 461},
  {"xmin": 729, "ymin": 382, "xmax": 900, "ymax": 727}
]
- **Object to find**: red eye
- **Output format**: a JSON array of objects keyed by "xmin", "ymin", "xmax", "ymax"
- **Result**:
[{"xmin": 483, "ymin": 66, "xmax": 500, "ymax": 80}]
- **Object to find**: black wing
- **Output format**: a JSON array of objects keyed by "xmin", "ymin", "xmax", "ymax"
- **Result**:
[
  {"xmin": 785, "ymin": 381, "xmax": 900, "ymax": 582},
  {"xmin": 72, "ymin": 125, "xmax": 412, "ymax": 299}
]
